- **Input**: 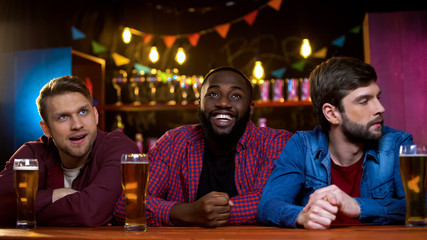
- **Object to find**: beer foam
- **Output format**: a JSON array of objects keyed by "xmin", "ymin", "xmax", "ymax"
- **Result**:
[
  {"xmin": 13, "ymin": 166, "xmax": 39, "ymax": 170},
  {"xmin": 121, "ymin": 161, "xmax": 149, "ymax": 164}
]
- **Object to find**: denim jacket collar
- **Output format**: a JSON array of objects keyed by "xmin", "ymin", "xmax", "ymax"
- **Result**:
[{"xmin": 312, "ymin": 126, "xmax": 380, "ymax": 171}]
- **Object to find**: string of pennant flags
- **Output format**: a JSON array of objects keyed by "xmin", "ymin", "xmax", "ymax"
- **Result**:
[{"xmin": 71, "ymin": 0, "xmax": 361, "ymax": 78}]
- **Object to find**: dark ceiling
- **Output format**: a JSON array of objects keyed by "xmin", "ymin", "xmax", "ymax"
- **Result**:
[{"xmin": 1, "ymin": 0, "xmax": 426, "ymax": 78}]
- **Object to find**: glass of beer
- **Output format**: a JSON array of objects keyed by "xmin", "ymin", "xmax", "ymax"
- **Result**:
[
  {"xmin": 121, "ymin": 153, "xmax": 149, "ymax": 231},
  {"xmin": 13, "ymin": 159, "xmax": 39, "ymax": 229},
  {"xmin": 399, "ymin": 145, "xmax": 427, "ymax": 227}
]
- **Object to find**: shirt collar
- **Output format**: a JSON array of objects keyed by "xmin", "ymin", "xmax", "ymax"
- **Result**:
[
  {"xmin": 364, "ymin": 148, "xmax": 380, "ymax": 163},
  {"xmin": 236, "ymin": 121, "xmax": 255, "ymax": 151},
  {"xmin": 313, "ymin": 127, "xmax": 380, "ymax": 164},
  {"xmin": 313, "ymin": 126, "xmax": 330, "ymax": 160}
]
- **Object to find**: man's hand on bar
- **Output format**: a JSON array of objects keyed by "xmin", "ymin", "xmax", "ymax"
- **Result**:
[
  {"xmin": 170, "ymin": 191, "xmax": 234, "ymax": 227},
  {"xmin": 297, "ymin": 185, "xmax": 361, "ymax": 229}
]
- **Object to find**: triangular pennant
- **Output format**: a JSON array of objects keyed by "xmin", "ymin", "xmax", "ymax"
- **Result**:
[
  {"xmin": 349, "ymin": 25, "xmax": 361, "ymax": 34},
  {"xmin": 214, "ymin": 23, "xmax": 231, "ymax": 39},
  {"xmin": 313, "ymin": 47, "xmax": 328, "ymax": 58},
  {"xmin": 163, "ymin": 35, "xmax": 177, "ymax": 48},
  {"xmin": 291, "ymin": 60, "xmax": 306, "ymax": 72},
  {"xmin": 71, "ymin": 26, "xmax": 86, "ymax": 40},
  {"xmin": 91, "ymin": 41, "xmax": 107, "ymax": 54},
  {"xmin": 84, "ymin": 77, "xmax": 93, "ymax": 95},
  {"xmin": 134, "ymin": 63, "xmax": 151, "ymax": 75},
  {"xmin": 143, "ymin": 33, "xmax": 153, "ymax": 45},
  {"xmin": 188, "ymin": 33, "xmax": 201, "ymax": 47},
  {"xmin": 112, "ymin": 52, "xmax": 130, "ymax": 66},
  {"xmin": 267, "ymin": 0, "xmax": 282, "ymax": 11},
  {"xmin": 332, "ymin": 35, "xmax": 346, "ymax": 47},
  {"xmin": 244, "ymin": 10, "xmax": 259, "ymax": 26},
  {"xmin": 271, "ymin": 68, "xmax": 286, "ymax": 78}
]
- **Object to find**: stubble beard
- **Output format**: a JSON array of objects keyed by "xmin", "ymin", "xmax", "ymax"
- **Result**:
[{"xmin": 53, "ymin": 130, "xmax": 96, "ymax": 160}]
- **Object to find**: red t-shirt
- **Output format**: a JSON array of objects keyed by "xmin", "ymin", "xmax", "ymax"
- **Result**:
[{"xmin": 331, "ymin": 154, "xmax": 364, "ymax": 225}]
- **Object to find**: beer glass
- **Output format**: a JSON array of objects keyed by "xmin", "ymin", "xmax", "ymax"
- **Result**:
[
  {"xmin": 399, "ymin": 145, "xmax": 427, "ymax": 227},
  {"xmin": 13, "ymin": 159, "xmax": 39, "ymax": 229},
  {"xmin": 121, "ymin": 153, "xmax": 149, "ymax": 231}
]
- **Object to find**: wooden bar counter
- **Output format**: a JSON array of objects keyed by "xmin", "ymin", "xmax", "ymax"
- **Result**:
[{"xmin": 0, "ymin": 225, "xmax": 426, "ymax": 240}]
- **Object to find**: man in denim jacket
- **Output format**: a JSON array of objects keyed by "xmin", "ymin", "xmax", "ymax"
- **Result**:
[{"xmin": 257, "ymin": 57, "xmax": 413, "ymax": 229}]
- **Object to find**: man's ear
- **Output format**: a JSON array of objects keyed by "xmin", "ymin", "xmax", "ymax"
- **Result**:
[
  {"xmin": 40, "ymin": 121, "xmax": 51, "ymax": 138},
  {"xmin": 93, "ymin": 106, "xmax": 99, "ymax": 125},
  {"xmin": 249, "ymin": 102, "xmax": 254, "ymax": 118},
  {"xmin": 322, "ymin": 103, "xmax": 341, "ymax": 125}
]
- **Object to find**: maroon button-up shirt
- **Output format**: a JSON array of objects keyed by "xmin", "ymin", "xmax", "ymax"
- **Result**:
[{"xmin": 0, "ymin": 129, "xmax": 139, "ymax": 226}]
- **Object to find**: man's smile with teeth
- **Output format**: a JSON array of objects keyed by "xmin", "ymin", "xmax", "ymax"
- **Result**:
[{"xmin": 214, "ymin": 114, "xmax": 232, "ymax": 120}]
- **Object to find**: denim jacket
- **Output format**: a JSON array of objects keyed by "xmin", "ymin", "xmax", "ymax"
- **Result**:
[{"xmin": 257, "ymin": 126, "xmax": 413, "ymax": 228}]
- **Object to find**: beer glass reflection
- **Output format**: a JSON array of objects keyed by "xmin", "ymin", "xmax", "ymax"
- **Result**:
[
  {"xmin": 13, "ymin": 159, "xmax": 39, "ymax": 229},
  {"xmin": 121, "ymin": 153, "xmax": 149, "ymax": 231},
  {"xmin": 399, "ymin": 145, "xmax": 427, "ymax": 227}
]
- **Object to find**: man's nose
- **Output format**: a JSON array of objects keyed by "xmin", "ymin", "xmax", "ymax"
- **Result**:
[
  {"xmin": 375, "ymin": 98, "xmax": 385, "ymax": 115},
  {"xmin": 216, "ymin": 95, "xmax": 231, "ymax": 108},
  {"xmin": 70, "ymin": 116, "xmax": 83, "ymax": 130}
]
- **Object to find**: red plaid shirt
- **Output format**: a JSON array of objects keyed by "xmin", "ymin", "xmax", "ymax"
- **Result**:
[{"xmin": 114, "ymin": 121, "xmax": 292, "ymax": 226}]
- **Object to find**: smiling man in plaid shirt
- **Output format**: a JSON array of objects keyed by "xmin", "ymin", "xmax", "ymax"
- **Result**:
[{"xmin": 114, "ymin": 66, "xmax": 292, "ymax": 227}]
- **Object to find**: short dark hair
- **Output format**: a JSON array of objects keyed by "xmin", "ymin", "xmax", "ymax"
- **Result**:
[
  {"xmin": 202, "ymin": 66, "xmax": 253, "ymax": 101},
  {"xmin": 309, "ymin": 56, "xmax": 377, "ymax": 132},
  {"xmin": 36, "ymin": 76, "xmax": 93, "ymax": 123}
]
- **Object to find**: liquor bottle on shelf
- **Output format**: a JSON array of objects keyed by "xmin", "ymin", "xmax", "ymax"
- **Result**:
[
  {"xmin": 147, "ymin": 137, "xmax": 158, "ymax": 151},
  {"xmin": 258, "ymin": 118, "xmax": 267, "ymax": 128},
  {"xmin": 147, "ymin": 73, "xmax": 157, "ymax": 105},
  {"xmin": 166, "ymin": 72, "xmax": 177, "ymax": 105},
  {"xmin": 129, "ymin": 69, "xmax": 143, "ymax": 105},
  {"xmin": 135, "ymin": 133, "xmax": 144, "ymax": 153},
  {"xmin": 112, "ymin": 69, "xmax": 128, "ymax": 105},
  {"xmin": 260, "ymin": 80, "xmax": 270, "ymax": 102},
  {"xmin": 112, "ymin": 114, "xmax": 125, "ymax": 132}
]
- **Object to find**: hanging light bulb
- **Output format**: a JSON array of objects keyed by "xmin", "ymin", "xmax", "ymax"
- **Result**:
[
  {"xmin": 149, "ymin": 46, "xmax": 159, "ymax": 63},
  {"xmin": 175, "ymin": 47, "xmax": 186, "ymax": 65},
  {"xmin": 253, "ymin": 60, "xmax": 264, "ymax": 80},
  {"xmin": 122, "ymin": 27, "xmax": 132, "ymax": 44},
  {"xmin": 300, "ymin": 38, "xmax": 311, "ymax": 58}
]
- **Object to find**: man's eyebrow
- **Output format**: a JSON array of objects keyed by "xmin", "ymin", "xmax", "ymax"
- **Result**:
[
  {"xmin": 52, "ymin": 104, "xmax": 91, "ymax": 117},
  {"xmin": 354, "ymin": 94, "xmax": 373, "ymax": 101},
  {"xmin": 230, "ymin": 86, "xmax": 244, "ymax": 91},
  {"xmin": 206, "ymin": 85, "xmax": 244, "ymax": 91},
  {"xmin": 52, "ymin": 111, "xmax": 67, "ymax": 118},
  {"xmin": 80, "ymin": 103, "xmax": 91, "ymax": 109},
  {"xmin": 353, "ymin": 91, "xmax": 381, "ymax": 102},
  {"xmin": 207, "ymin": 84, "xmax": 220, "ymax": 90}
]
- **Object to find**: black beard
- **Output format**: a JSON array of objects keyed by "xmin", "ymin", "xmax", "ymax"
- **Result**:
[{"xmin": 198, "ymin": 107, "xmax": 251, "ymax": 149}]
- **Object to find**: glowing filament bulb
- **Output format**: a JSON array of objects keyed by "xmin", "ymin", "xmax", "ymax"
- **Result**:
[
  {"xmin": 176, "ymin": 47, "xmax": 186, "ymax": 65},
  {"xmin": 149, "ymin": 46, "xmax": 159, "ymax": 63},
  {"xmin": 253, "ymin": 61, "xmax": 264, "ymax": 80},
  {"xmin": 122, "ymin": 27, "xmax": 131, "ymax": 44},
  {"xmin": 300, "ymin": 38, "xmax": 311, "ymax": 58}
]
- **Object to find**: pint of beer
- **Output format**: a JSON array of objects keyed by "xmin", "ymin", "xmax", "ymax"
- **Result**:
[
  {"xmin": 121, "ymin": 153, "xmax": 149, "ymax": 231},
  {"xmin": 399, "ymin": 145, "xmax": 427, "ymax": 227},
  {"xmin": 13, "ymin": 159, "xmax": 39, "ymax": 229}
]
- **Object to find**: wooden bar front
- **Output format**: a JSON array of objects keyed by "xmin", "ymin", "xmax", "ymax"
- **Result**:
[{"xmin": 0, "ymin": 225, "xmax": 426, "ymax": 240}]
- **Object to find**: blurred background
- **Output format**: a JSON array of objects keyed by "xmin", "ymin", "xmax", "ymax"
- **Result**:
[{"xmin": 0, "ymin": 0, "xmax": 426, "ymax": 166}]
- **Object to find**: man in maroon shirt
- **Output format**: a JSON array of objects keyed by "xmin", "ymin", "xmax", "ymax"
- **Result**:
[{"xmin": 0, "ymin": 76, "xmax": 139, "ymax": 226}]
